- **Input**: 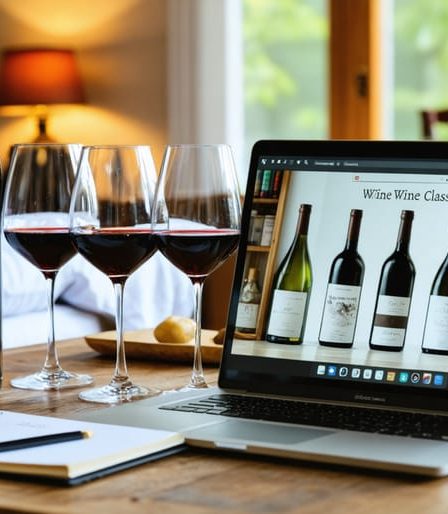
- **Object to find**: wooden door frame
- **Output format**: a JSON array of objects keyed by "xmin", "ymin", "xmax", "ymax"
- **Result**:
[{"xmin": 329, "ymin": 0, "xmax": 382, "ymax": 139}]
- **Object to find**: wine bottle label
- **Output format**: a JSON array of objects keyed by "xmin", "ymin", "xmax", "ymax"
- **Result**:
[
  {"xmin": 249, "ymin": 215, "xmax": 264, "ymax": 245},
  {"xmin": 266, "ymin": 290, "xmax": 307, "ymax": 338},
  {"xmin": 319, "ymin": 284, "xmax": 361, "ymax": 343},
  {"xmin": 371, "ymin": 295, "xmax": 410, "ymax": 347},
  {"xmin": 376, "ymin": 295, "xmax": 410, "ymax": 317},
  {"xmin": 260, "ymin": 215, "xmax": 275, "ymax": 246},
  {"xmin": 422, "ymin": 295, "xmax": 448, "ymax": 350},
  {"xmin": 236, "ymin": 302, "xmax": 259, "ymax": 330}
]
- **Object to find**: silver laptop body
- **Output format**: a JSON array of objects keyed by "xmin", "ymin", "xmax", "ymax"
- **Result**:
[{"xmin": 82, "ymin": 140, "xmax": 448, "ymax": 477}]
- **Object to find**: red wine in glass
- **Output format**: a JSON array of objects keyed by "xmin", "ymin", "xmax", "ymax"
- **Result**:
[
  {"xmin": 156, "ymin": 229, "xmax": 240, "ymax": 281},
  {"xmin": 70, "ymin": 144, "xmax": 160, "ymax": 404},
  {"xmin": 4, "ymin": 228, "xmax": 76, "ymax": 277},
  {"xmin": 3, "ymin": 142, "xmax": 93, "ymax": 391},
  {"xmin": 72, "ymin": 228, "xmax": 158, "ymax": 283},
  {"xmin": 153, "ymin": 144, "xmax": 242, "ymax": 390}
]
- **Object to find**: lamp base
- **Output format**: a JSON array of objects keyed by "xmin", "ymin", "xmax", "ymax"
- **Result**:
[{"xmin": 33, "ymin": 115, "xmax": 56, "ymax": 143}]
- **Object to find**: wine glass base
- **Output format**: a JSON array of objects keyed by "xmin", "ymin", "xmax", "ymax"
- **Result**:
[
  {"xmin": 162, "ymin": 377, "xmax": 209, "ymax": 394},
  {"xmin": 79, "ymin": 382, "xmax": 160, "ymax": 404},
  {"xmin": 182, "ymin": 382, "xmax": 209, "ymax": 392},
  {"xmin": 187, "ymin": 375, "xmax": 209, "ymax": 389},
  {"xmin": 10, "ymin": 370, "xmax": 94, "ymax": 391}
]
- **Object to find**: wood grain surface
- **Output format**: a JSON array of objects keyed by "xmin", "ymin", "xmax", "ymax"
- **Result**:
[{"xmin": 0, "ymin": 338, "xmax": 447, "ymax": 514}]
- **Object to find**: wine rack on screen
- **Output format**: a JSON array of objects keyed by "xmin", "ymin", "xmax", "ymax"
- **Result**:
[{"xmin": 235, "ymin": 170, "xmax": 291, "ymax": 340}]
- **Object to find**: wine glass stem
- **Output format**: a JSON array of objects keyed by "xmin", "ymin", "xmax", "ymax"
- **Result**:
[
  {"xmin": 190, "ymin": 280, "xmax": 206, "ymax": 387},
  {"xmin": 42, "ymin": 274, "xmax": 62, "ymax": 373},
  {"xmin": 112, "ymin": 282, "xmax": 130, "ymax": 385}
]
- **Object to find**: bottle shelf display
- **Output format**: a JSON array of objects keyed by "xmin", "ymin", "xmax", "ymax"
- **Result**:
[{"xmin": 235, "ymin": 170, "xmax": 291, "ymax": 340}]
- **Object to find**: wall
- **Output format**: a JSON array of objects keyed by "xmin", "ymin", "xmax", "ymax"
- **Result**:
[{"xmin": 0, "ymin": 0, "xmax": 168, "ymax": 167}]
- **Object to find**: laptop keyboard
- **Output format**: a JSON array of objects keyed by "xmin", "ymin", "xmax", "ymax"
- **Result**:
[{"xmin": 161, "ymin": 394, "xmax": 448, "ymax": 441}]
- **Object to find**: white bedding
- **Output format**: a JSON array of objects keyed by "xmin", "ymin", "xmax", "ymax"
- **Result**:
[
  {"xmin": 2, "ymin": 236, "xmax": 194, "ymax": 348},
  {"xmin": 2, "ymin": 304, "xmax": 113, "ymax": 349}
]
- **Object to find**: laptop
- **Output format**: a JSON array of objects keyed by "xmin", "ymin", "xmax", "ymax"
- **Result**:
[{"xmin": 82, "ymin": 139, "xmax": 448, "ymax": 477}]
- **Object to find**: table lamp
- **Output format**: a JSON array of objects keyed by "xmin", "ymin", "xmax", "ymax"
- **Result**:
[{"xmin": 0, "ymin": 48, "xmax": 85, "ymax": 142}]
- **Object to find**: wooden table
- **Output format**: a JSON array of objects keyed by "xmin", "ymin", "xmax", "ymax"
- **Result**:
[{"xmin": 1, "ymin": 339, "xmax": 448, "ymax": 514}]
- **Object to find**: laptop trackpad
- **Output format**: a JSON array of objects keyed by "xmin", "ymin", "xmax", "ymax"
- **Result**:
[{"xmin": 188, "ymin": 420, "xmax": 333, "ymax": 445}]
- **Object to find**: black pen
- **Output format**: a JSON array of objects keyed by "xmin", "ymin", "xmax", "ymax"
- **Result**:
[{"xmin": 0, "ymin": 431, "xmax": 92, "ymax": 452}]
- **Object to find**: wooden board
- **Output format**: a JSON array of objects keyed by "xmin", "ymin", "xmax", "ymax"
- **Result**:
[{"xmin": 85, "ymin": 328, "xmax": 222, "ymax": 365}]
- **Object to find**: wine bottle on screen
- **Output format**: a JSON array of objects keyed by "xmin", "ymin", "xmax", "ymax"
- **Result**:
[
  {"xmin": 422, "ymin": 251, "xmax": 448, "ymax": 355},
  {"xmin": 265, "ymin": 203, "xmax": 312, "ymax": 344},
  {"xmin": 235, "ymin": 267, "xmax": 261, "ymax": 334},
  {"xmin": 369, "ymin": 210, "xmax": 415, "ymax": 351},
  {"xmin": 319, "ymin": 209, "xmax": 364, "ymax": 348}
]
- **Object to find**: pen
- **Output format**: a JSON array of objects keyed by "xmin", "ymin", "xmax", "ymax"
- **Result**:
[{"xmin": 0, "ymin": 430, "xmax": 92, "ymax": 452}]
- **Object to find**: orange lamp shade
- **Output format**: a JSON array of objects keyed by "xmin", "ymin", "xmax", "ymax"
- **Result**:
[{"xmin": 0, "ymin": 48, "xmax": 85, "ymax": 106}]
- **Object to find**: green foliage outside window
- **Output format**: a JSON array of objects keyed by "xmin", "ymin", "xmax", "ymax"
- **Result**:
[
  {"xmin": 243, "ymin": 0, "xmax": 327, "ymax": 159},
  {"xmin": 395, "ymin": 0, "xmax": 448, "ymax": 139},
  {"xmin": 244, "ymin": 0, "xmax": 448, "ymax": 144}
]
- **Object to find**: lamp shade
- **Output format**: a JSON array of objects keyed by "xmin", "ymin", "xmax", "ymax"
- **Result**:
[{"xmin": 0, "ymin": 48, "xmax": 85, "ymax": 106}]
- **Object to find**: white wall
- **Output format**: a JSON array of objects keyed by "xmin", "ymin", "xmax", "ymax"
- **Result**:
[{"xmin": 167, "ymin": 0, "xmax": 245, "ymax": 184}]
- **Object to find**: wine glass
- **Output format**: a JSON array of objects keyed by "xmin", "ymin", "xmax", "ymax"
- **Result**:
[
  {"xmin": 153, "ymin": 144, "xmax": 241, "ymax": 389},
  {"xmin": 2, "ymin": 143, "xmax": 93, "ymax": 390},
  {"xmin": 70, "ymin": 145, "xmax": 160, "ymax": 404}
]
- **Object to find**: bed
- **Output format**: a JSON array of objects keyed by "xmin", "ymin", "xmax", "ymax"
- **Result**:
[{"xmin": 2, "ymin": 237, "xmax": 194, "ymax": 349}]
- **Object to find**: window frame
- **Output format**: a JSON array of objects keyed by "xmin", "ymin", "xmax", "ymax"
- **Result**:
[
  {"xmin": 167, "ymin": 0, "xmax": 384, "ymax": 173},
  {"xmin": 329, "ymin": 0, "xmax": 383, "ymax": 139}
]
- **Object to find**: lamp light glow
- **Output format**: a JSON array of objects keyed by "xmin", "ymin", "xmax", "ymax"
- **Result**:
[{"xmin": 0, "ymin": 48, "xmax": 85, "ymax": 141}]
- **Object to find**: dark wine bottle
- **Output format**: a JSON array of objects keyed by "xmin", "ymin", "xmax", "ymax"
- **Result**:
[
  {"xmin": 369, "ymin": 210, "xmax": 415, "ymax": 351},
  {"xmin": 422, "ymin": 252, "xmax": 448, "ymax": 355},
  {"xmin": 265, "ymin": 203, "xmax": 312, "ymax": 344},
  {"xmin": 319, "ymin": 209, "xmax": 364, "ymax": 348},
  {"xmin": 235, "ymin": 267, "xmax": 261, "ymax": 334}
]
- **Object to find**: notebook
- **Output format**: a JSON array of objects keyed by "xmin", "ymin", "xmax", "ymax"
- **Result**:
[
  {"xmin": 82, "ymin": 140, "xmax": 448, "ymax": 477},
  {"xmin": 0, "ymin": 410, "xmax": 184, "ymax": 485}
]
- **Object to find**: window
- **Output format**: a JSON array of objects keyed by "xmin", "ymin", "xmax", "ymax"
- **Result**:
[
  {"xmin": 394, "ymin": 0, "xmax": 448, "ymax": 139},
  {"xmin": 243, "ymin": 0, "xmax": 328, "ymax": 164}
]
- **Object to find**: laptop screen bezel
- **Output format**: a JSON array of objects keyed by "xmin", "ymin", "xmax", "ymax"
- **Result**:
[{"xmin": 219, "ymin": 139, "xmax": 448, "ymax": 412}]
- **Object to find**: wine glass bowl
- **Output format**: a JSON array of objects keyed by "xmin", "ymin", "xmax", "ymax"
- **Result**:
[
  {"xmin": 70, "ymin": 145, "xmax": 160, "ymax": 403},
  {"xmin": 2, "ymin": 143, "xmax": 93, "ymax": 390},
  {"xmin": 153, "ymin": 144, "xmax": 241, "ymax": 389}
]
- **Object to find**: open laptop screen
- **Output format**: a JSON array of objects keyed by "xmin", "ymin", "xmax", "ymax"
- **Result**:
[{"xmin": 221, "ymin": 140, "xmax": 448, "ymax": 409}]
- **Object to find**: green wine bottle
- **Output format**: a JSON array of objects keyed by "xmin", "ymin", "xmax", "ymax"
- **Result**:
[{"xmin": 265, "ymin": 203, "xmax": 312, "ymax": 344}]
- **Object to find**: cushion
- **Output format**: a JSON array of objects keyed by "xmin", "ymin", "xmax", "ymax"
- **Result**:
[
  {"xmin": 2, "ymin": 233, "xmax": 194, "ymax": 331},
  {"xmin": 58, "ymin": 252, "xmax": 193, "ymax": 330}
]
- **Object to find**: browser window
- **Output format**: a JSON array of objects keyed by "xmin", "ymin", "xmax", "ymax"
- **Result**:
[{"xmin": 230, "ymin": 155, "xmax": 448, "ymax": 392}]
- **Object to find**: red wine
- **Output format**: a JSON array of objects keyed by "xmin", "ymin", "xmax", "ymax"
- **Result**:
[
  {"xmin": 156, "ymin": 229, "xmax": 240, "ymax": 281},
  {"xmin": 369, "ymin": 210, "xmax": 415, "ymax": 352},
  {"xmin": 4, "ymin": 228, "xmax": 76, "ymax": 275},
  {"xmin": 319, "ymin": 209, "xmax": 364, "ymax": 348},
  {"xmin": 71, "ymin": 228, "xmax": 157, "ymax": 283}
]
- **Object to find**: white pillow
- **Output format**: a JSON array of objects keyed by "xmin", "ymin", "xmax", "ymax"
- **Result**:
[
  {"xmin": 58, "ymin": 252, "xmax": 194, "ymax": 330},
  {"xmin": 2, "ymin": 234, "xmax": 49, "ymax": 316},
  {"xmin": 2, "ymin": 229, "xmax": 194, "ymax": 330}
]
